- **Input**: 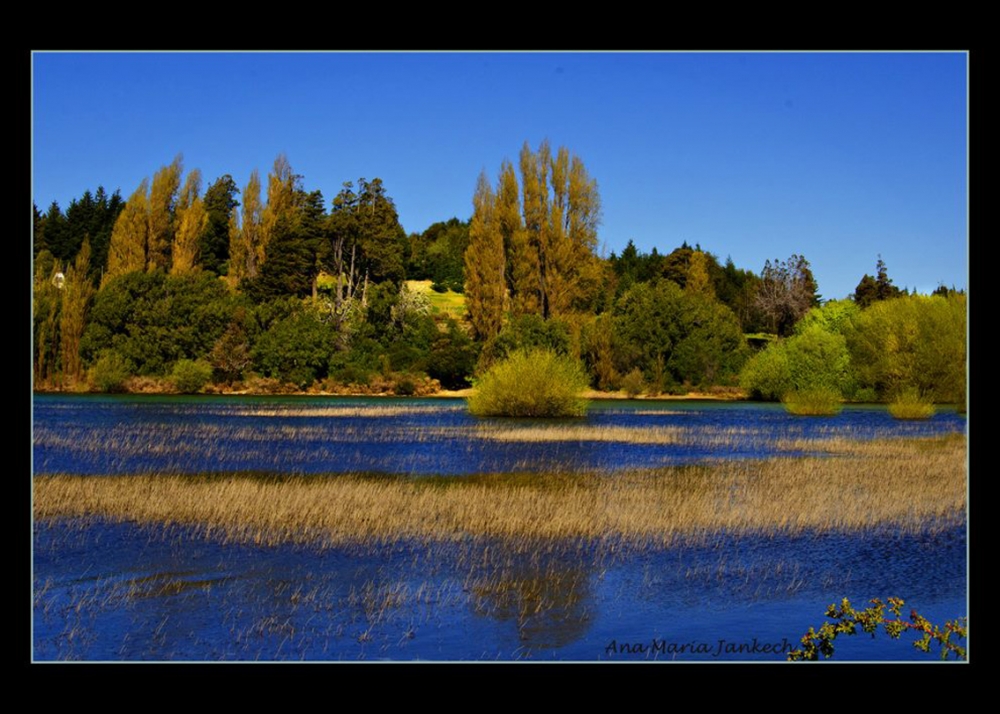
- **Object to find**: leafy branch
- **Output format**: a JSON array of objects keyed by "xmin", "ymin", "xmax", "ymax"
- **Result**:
[{"xmin": 788, "ymin": 597, "xmax": 967, "ymax": 661}]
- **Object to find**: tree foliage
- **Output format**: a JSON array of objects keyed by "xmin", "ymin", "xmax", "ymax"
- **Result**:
[
  {"xmin": 146, "ymin": 155, "xmax": 183, "ymax": 272},
  {"xmin": 171, "ymin": 169, "xmax": 208, "ymax": 275},
  {"xmin": 104, "ymin": 179, "xmax": 150, "ymax": 286},
  {"xmin": 464, "ymin": 171, "xmax": 506, "ymax": 341}
]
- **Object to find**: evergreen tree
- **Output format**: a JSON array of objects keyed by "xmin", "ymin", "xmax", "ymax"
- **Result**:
[
  {"xmin": 146, "ymin": 155, "xmax": 183, "ymax": 272},
  {"xmin": 41, "ymin": 201, "xmax": 69, "ymax": 261},
  {"xmin": 199, "ymin": 175, "xmax": 240, "ymax": 275},
  {"xmin": 171, "ymin": 169, "xmax": 208, "ymax": 275},
  {"xmin": 104, "ymin": 179, "xmax": 150, "ymax": 286},
  {"xmin": 464, "ymin": 171, "xmax": 506, "ymax": 342}
]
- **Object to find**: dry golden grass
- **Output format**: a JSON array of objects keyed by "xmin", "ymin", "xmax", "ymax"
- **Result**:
[
  {"xmin": 34, "ymin": 435, "xmax": 965, "ymax": 548},
  {"xmin": 470, "ymin": 424, "xmax": 686, "ymax": 444}
]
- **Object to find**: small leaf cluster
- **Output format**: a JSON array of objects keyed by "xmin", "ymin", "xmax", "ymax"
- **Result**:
[{"xmin": 788, "ymin": 597, "xmax": 967, "ymax": 661}]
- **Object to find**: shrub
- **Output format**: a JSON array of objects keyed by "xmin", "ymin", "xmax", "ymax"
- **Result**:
[
  {"xmin": 89, "ymin": 351, "xmax": 132, "ymax": 393},
  {"xmin": 620, "ymin": 368, "xmax": 645, "ymax": 398},
  {"xmin": 739, "ymin": 343, "xmax": 792, "ymax": 401},
  {"xmin": 171, "ymin": 359, "xmax": 214, "ymax": 394},
  {"xmin": 467, "ymin": 349, "xmax": 589, "ymax": 417},
  {"xmin": 888, "ymin": 389, "xmax": 935, "ymax": 420},
  {"xmin": 394, "ymin": 377, "xmax": 417, "ymax": 396},
  {"xmin": 782, "ymin": 386, "xmax": 843, "ymax": 416}
]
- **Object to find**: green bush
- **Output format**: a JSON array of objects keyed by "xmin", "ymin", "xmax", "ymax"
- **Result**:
[
  {"xmin": 620, "ymin": 368, "xmax": 645, "ymax": 398},
  {"xmin": 782, "ymin": 387, "xmax": 843, "ymax": 416},
  {"xmin": 888, "ymin": 389, "xmax": 936, "ymax": 420},
  {"xmin": 740, "ymin": 342, "xmax": 792, "ymax": 400},
  {"xmin": 171, "ymin": 359, "xmax": 214, "ymax": 394},
  {"xmin": 89, "ymin": 351, "xmax": 132, "ymax": 393},
  {"xmin": 467, "ymin": 349, "xmax": 589, "ymax": 417}
]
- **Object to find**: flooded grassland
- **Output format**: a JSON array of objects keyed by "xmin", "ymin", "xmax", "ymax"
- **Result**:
[{"xmin": 32, "ymin": 396, "xmax": 967, "ymax": 661}]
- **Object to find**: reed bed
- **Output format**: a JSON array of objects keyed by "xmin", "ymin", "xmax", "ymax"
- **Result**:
[
  {"xmin": 35, "ymin": 435, "xmax": 965, "ymax": 549},
  {"xmin": 469, "ymin": 424, "xmax": 687, "ymax": 444}
]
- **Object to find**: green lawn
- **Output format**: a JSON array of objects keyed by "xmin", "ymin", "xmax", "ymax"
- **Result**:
[{"xmin": 407, "ymin": 280, "xmax": 466, "ymax": 318}]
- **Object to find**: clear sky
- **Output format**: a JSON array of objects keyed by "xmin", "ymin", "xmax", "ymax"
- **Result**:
[{"xmin": 32, "ymin": 51, "xmax": 968, "ymax": 301}]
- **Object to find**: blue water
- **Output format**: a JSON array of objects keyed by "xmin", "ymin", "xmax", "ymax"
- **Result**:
[
  {"xmin": 32, "ymin": 394, "xmax": 966, "ymax": 476},
  {"xmin": 32, "ymin": 395, "xmax": 968, "ymax": 662}
]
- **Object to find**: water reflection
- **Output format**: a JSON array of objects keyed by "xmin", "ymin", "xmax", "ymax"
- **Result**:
[{"xmin": 33, "ymin": 395, "xmax": 966, "ymax": 476}]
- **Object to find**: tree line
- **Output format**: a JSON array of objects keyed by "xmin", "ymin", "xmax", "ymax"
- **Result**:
[{"xmin": 32, "ymin": 145, "xmax": 966, "ymax": 402}]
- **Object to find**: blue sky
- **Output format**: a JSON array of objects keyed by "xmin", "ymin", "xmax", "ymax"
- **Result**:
[{"xmin": 32, "ymin": 51, "xmax": 967, "ymax": 300}]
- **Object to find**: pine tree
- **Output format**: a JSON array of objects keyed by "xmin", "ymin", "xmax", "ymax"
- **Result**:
[
  {"xmin": 146, "ymin": 155, "xmax": 183, "ymax": 272},
  {"xmin": 171, "ymin": 169, "xmax": 208, "ymax": 275},
  {"xmin": 104, "ymin": 179, "xmax": 150, "ymax": 286},
  {"xmin": 59, "ymin": 239, "xmax": 95, "ymax": 385},
  {"xmin": 199, "ymin": 175, "xmax": 240, "ymax": 275},
  {"xmin": 464, "ymin": 171, "xmax": 506, "ymax": 341}
]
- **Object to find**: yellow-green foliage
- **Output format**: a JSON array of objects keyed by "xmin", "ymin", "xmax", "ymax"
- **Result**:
[
  {"xmin": 845, "ymin": 294, "xmax": 965, "ymax": 403},
  {"xmin": 468, "ymin": 349, "xmax": 589, "ymax": 417},
  {"xmin": 888, "ymin": 389, "xmax": 936, "ymax": 420},
  {"xmin": 782, "ymin": 387, "xmax": 843, "ymax": 416}
]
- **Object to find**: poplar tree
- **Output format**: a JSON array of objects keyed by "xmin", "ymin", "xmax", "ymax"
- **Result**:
[
  {"xmin": 171, "ymin": 169, "xmax": 208, "ymax": 275},
  {"xmin": 261, "ymin": 153, "xmax": 299, "ymax": 268},
  {"xmin": 496, "ymin": 160, "xmax": 537, "ymax": 316},
  {"xmin": 519, "ymin": 142, "xmax": 549, "ymax": 315},
  {"xmin": 230, "ymin": 170, "xmax": 263, "ymax": 284},
  {"xmin": 686, "ymin": 250, "xmax": 714, "ymax": 298},
  {"xmin": 59, "ymin": 239, "xmax": 95, "ymax": 385},
  {"xmin": 464, "ymin": 171, "xmax": 506, "ymax": 342},
  {"xmin": 508, "ymin": 140, "xmax": 601, "ymax": 319},
  {"xmin": 33, "ymin": 253, "xmax": 62, "ymax": 385},
  {"xmin": 146, "ymin": 155, "xmax": 183, "ymax": 272},
  {"xmin": 104, "ymin": 179, "xmax": 150, "ymax": 286}
]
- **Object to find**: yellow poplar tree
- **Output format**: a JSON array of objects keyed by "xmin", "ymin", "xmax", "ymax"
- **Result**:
[
  {"xmin": 171, "ymin": 169, "xmax": 208, "ymax": 275},
  {"xmin": 59, "ymin": 239, "xmax": 95, "ymax": 385},
  {"xmin": 464, "ymin": 171, "xmax": 506, "ymax": 342},
  {"xmin": 104, "ymin": 179, "xmax": 150, "ymax": 286},
  {"xmin": 497, "ymin": 160, "xmax": 537, "ymax": 317},
  {"xmin": 231, "ymin": 169, "xmax": 264, "ymax": 283},
  {"xmin": 260, "ymin": 153, "xmax": 298, "ymax": 269},
  {"xmin": 686, "ymin": 250, "xmax": 715, "ymax": 298},
  {"xmin": 146, "ymin": 155, "xmax": 183, "ymax": 272}
]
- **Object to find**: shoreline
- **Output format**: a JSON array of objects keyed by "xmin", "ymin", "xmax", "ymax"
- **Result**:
[{"xmin": 31, "ymin": 385, "xmax": 747, "ymax": 401}]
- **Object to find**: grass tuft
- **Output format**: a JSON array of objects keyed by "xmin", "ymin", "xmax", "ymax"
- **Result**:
[
  {"xmin": 888, "ymin": 389, "xmax": 936, "ymax": 420},
  {"xmin": 782, "ymin": 387, "xmax": 843, "ymax": 416}
]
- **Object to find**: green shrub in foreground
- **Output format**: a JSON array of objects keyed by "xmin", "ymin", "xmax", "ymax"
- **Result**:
[
  {"xmin": 89, "ymin": 351, "xmax": 132, "ymax": 393},
  {"xmin": 888, "ymin": 389, "xmax": 936, "ymax": 420},
  {"xmin": 467, "ymin": 349, "xmax": 589, "ymax": 417},
  {"xmin": 782, "ymin": 386, "xmax": 843, "ymax": 416},
  {"xmin": 171, "ymin": 359, "xmax": 214, "ymax": 394}
]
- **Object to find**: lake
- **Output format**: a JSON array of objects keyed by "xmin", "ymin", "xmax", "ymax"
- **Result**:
[{"xmin": 32, "ymin": 395, "xmax": 967, "ymax": 661}]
